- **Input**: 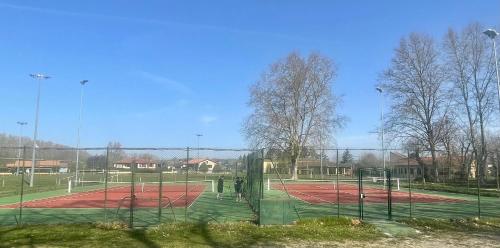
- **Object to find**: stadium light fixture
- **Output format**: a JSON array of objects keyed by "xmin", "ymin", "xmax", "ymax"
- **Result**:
[{"xmin": 29, "ymin": 73, "xmax": 50, "ymax": 187}]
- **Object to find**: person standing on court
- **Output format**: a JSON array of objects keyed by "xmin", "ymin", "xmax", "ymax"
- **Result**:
[
  {"xmin": 234, "ymin": 177, "xmax": 243, "ymax": 202},
  {"xmin": 217, "ymin": 176, "xmax": 224, "ymax": 200}
]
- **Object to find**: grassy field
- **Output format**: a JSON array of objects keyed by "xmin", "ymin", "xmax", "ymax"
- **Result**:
[
  {"xmin": 399, "ymin": 217, "xmax": 500, "ymax": 233},
  {"xmin": 0, "ymin": 217, "xmax": 381, "ymax": 248},
  {"xmin": 405, "ymin": 182, "xmax": 500, "ymax": 197}
]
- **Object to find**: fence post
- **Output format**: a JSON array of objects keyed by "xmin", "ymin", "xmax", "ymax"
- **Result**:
[
  {"xmin": 477, "ymin": 170, "xmax": 481, "ymax": 219},
  {"xmin": 18, "ymin": 146, "xmax": 27, "ymax": 226},
  {"xmin": 358, "ymin": 169, "xmax": 363, "ymax": 220},
  {"xmin": 336, "ymin": 149, "xmax": 340, "ymax": 218},
  {"xmin": 104, "ymin": 146, "xmax": 110, "ymax": 222},
  {"xmin": 158, "ymin": 163, "xmax": 163, "ymax": 224},
  {"xmin": 407, "ymin": 150, "xmax": 412, "ymax": 218},
  {"xmin": 260, "ymin": 149, "xmax": 264, "ymax": 201},
  {"xmin": 130, "ymin": 160, "xmax": 136, "ymax": 228},
  {"xmin": 387, "ymin": 169, "xmax": 392, "ymax": 220},
  {"xmin": 185, "ymin": 147, "xmax": 190, "ymax": 223}
]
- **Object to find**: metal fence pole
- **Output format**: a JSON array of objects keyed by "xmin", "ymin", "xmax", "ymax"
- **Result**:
[
  {"xmin": 158, "ymin": 163, "xmax": 163, "ymax": 223},
  {"xmin": 387, "ymin": 169, "xmax": 392, "ymax": 220},
  {"xmin": 104, "ymin": 147, "xmax": 110, "ymax": 222},
  {"xmin": 260, "ymin": 149, "xmax": 264, "ymax": 201},
  {"xmin": 358, "ymin": 169, "xmax": 363, "ymax": 220},
  {"xmin": 185, "ymin": 147, "xmax": 190, "ymax": 222},
  {"xmin": 130, "ymin": 160, "xmax": 136, "ymax": 228},
  {"xmin": 336, "ymin": 149, "xmax": 340, "ymax": 218},
  {"xmin": 18, "ymin": 146, "xmax": 27, "ymax": 226},
  {"xmin": 477, "ymin": 169, "xmax": 481, "ymax": 219},
  {"xmin": 407, "ymin": 150, "xmax": 412, "ymax": 218}
]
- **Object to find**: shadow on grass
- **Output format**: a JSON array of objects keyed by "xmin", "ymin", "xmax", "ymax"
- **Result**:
[
  {"xmin": 128, "ymin": 229, "xmax": 160, "ymax": 248},
  {"xmin": 181, "ymin": 217, "xmax": 270, "ymax": 248}
]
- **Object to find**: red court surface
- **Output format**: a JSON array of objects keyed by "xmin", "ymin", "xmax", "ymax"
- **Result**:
[
  {"xmin": 0, "ymin": 184, "xmax": 206, "ymax": 209},
  {"xmin": 273, "ymin": 183, "xmax": 465, "ymax": 204}
]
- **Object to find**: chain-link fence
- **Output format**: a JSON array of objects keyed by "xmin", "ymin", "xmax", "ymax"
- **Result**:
[
  {"xmin": 0, "ymin": 146, "xmax": 255, "ymax": 227},
  {"xmin": 0, "ymin": 146, "xmax": 499, "ymax": 227}
]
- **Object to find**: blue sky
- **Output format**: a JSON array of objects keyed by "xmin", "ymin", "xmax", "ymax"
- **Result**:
[{"xmin": 0, "ymin": 0, "xmax": 499, "ymax": 149}]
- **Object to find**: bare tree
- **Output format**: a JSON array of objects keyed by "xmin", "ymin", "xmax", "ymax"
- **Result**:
[
  {"xmin": 444, "ymin": 23, "xmax": 497, "ymax": 184},
  {"xmin": 381, "ymin": 33, "xmax": 449, "ymax": 183},
  {"xmin": 243, "ymin": 52, "xmax": 342, "ymax": 180}
]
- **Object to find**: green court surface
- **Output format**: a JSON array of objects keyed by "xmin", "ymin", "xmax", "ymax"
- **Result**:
[{"xmin": 259, "ymin": 186, "xmax": 500, "ymax": 225}]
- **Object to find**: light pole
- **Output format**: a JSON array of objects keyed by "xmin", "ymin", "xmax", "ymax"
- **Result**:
[
  {"xmin": 484, "ymin": 29, "xmax": 500, "ymax": 126},
  {"xmin": 29, "ymin": 73, "xmax": 50, "ymax": 187},
  {"xmin": 16, "ymin": 121, "xmax": 27, "ymax": 175},
  {"xmin": 196, "ymin": 134, "xmax": 202, "ymax": 172},
  {"xmin": 75, "ymin": 80, "xmax": 88, "ymax": 185},
  {"xmin": 376, "ymin": 87, "xmax": 386, "ymax": 187}
]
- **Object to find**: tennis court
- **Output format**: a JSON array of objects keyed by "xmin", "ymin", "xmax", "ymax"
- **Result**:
[
  {"xmin": 270, "ymin": 179, "xmax": 466, "ymax": 204},
  {"xmin": 0, "ymin": 182, "xmax": 206, "ymax": 209}
]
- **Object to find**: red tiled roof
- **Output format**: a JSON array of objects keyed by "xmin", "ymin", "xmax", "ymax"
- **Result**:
[
  {"xmin": 115, "ymin": 158, "xmax": 158, "ymax": 164},
  {"xmin": 6, "ymin": 160, "xmax": 69, "ymax": 168},
  {"xmin": 186, "ymin": 159, "xmax": 217, "ymax": 164}
]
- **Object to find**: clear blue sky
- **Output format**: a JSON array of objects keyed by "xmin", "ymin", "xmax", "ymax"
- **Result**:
[{"xmin": 0, "ymin": 0, "xmax": 499, "ymax": 149}]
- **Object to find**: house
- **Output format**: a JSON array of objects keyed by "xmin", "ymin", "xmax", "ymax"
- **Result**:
[
  {"xmin": 184, "ymin": 159, "xmax": 218, "ymax": 173},
  {"xmin": 113, "ymin": 158, "xmax": 159, "ymax": 170},
  {"xmin": 389, "ymin": 152, "xmax": 423, "ymax": 179},
  {"xmin": 389, "ymin": 152, "xmax": 464, "ymax": 179},
  {"xmin": 6, "ymin": 160, "xmax": 69, "ymax": 173},
  {"xmin": 262, "ymin": 159, "xmax": 352, "ymax": 176}
]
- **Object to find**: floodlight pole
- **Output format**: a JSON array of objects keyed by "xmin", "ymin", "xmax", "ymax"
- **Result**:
[
  {"xmin": 75, "ymin": 80, "xmax": 88, "ymax": 185},
  {"xmin": 484, "ymin": 29, "xmax": 500, "ymax": 129},
  {"xmin": 29, "ymin": 73, "xmax": 50, "ymax": 187},
  {"xmin": 16, "ymin": 121, "xmax": 27, "ymax": 175},
  {"xmin": 376, "ymin": 87, "xmax": 386, "ymax": 188}
]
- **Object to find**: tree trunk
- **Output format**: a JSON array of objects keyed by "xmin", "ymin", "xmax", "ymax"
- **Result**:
[
  {"xmin": 291, "ymin": 158, "xmax": 298, "ymax": 180},
  {"xmin": 430, "ymin": 148, "xmax": 438, "ymax": 183}
]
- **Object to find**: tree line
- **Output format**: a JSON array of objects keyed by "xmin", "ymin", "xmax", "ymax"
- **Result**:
[{"xmin": 380, "ymin": 22, "xmax": 500, "ymax": 184}]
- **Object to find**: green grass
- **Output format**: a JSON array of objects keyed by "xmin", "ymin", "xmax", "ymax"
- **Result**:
[
  {"xmin": 0, "ymin": 217, "xmax": 381, "ymax": 248},
  {"xmin": 407, "ymin": 182, "xmax": 500, "ymax": 197},
  {"xmin": 399, "ymin": 217, "xmax": 500, "ymax": 234}
]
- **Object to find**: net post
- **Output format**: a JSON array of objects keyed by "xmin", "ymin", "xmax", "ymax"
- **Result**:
[
  {"xmin": 397, "ymin": 178, "xmax": 400, "ymax": 191},
  {"xmin": 211, "ymin": 180, "xmax": 215, "ymax": 192},
  {"xmin": 267, "ymin": 177, "xmax": 270, "ymax": 191},
  {"xmin": 68, "ymin": 179, "xmax": 72, "ymax": 193}
]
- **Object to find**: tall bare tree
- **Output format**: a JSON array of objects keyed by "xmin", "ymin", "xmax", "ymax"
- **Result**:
[
  {"xmin": 444, "ymin": 23, "xmax": 497, "ymax": 183},
  {"xmin": 243, "ymin": 52, "xmax": 342, "ymax": 180},
  {"xmin": 381, "ymin": 33, "xmax": 449, "ymax": 183}
]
